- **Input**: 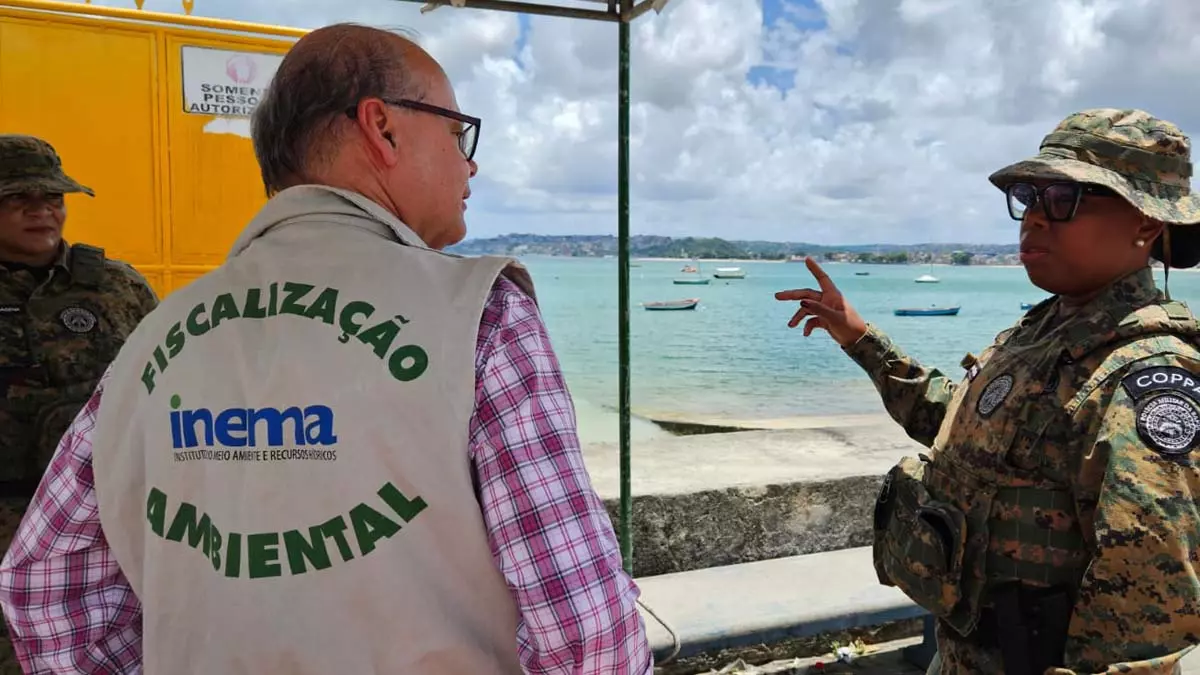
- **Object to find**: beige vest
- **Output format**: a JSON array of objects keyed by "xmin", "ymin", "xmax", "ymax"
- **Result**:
[{"xmin": 91, "ymin": 186, "xmax": 534, "ymax": 674}]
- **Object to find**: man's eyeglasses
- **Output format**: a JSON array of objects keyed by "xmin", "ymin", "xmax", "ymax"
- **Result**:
[
  {"xmin": 345, "ymin": 98, "xmax": 480, "ymax": 162},
  {"xmin": 1005, "ymin": 181, "xmax": 1117, "ymax": 222}
]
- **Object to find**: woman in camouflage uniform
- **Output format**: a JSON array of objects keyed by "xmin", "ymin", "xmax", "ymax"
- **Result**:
[
  {"xmin": 0, "ymin": 134, "xmax": 158, "ymax": 673},
  {"xmin": 776, "ymin": 108, "xmax": 1200, "ymax": 675}
]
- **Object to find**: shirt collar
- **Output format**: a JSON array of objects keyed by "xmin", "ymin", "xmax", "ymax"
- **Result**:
[{"xmin": 229, "ymin": 185, "xmax": 430, "ymax": 258}]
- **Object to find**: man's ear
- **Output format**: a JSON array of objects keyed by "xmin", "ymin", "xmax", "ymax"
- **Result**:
[{"xmin": 351, "ymin": 99, "xmax": 400, "ymax": 166}]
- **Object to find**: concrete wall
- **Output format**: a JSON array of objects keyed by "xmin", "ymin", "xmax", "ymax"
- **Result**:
[{"xmin": 583, "ymin": 419, "xmax": 927, "ymax": 577}]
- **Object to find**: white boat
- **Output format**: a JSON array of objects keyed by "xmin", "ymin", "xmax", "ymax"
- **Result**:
[
  {"xmin": 914, "ymin": 263, "xmax": 939, "ymax": 283},
  {"xmin": 713, "ymin": 266, "xmax": 746, "ymax": 279},
  {"xmin": 644, "ymin": 298, "xmax": 699, "ymax": 311}
]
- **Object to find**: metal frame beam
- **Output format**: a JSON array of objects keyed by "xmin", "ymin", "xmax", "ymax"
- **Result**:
[
  {"xmin": 393, "ymin": 0, "xmax": 653, "ymax": 573},
  {"xmin": 407, "ymin": 0, "xmax": 662, "ymax": 22},
  {"xmin": 616, "ymin": 0, "xmax": 633, "ymax": 573},
  {"xmin": 6, "ymin": 0, "xmax": 308, "ymax": 36}
]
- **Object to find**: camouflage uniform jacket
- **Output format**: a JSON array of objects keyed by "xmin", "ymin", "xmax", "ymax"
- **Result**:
[
  {"xmin": 0, "ymin": 242, "xmax": 156, "ymax": 550},
  {"xmin": 849, "ymin": 267, "xmax": 1200, "ymax": 675}
]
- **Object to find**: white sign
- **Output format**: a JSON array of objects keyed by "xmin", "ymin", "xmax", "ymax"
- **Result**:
[{"xmin": 181, "ymin": 45, "xmax": 283, "ymax": 118}]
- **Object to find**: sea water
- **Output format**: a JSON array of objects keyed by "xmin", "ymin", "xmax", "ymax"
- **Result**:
[{"xmin": 518, "ymin": 256, "xmax": 1200, "ymax": 444}]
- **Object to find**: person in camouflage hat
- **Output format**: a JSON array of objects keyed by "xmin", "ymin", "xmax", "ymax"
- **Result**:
[
  {"xmin": 990, "ymin": 108, "xmax": 1200, "ymax": 272},
  {"xmin": 0, "ymin": 134, "xmax": 157, "ymax": 673},
  {"xmin": 0, "ymin": 135, "xmax": 94, "ymax": 199},
  {"xmin": 777, "ymin": 108, "xmax": 1200, "ymax": 675}
]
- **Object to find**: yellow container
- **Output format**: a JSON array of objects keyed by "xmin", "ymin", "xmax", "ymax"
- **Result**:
[{"xmin": 0, "ymin": 0, "xmax": 304, "ymax": 297}]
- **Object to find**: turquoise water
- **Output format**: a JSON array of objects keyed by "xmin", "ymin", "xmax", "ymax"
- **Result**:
[{"xmin": 518, "ymin": 257, "xmax": 1200, "ymax": 443}]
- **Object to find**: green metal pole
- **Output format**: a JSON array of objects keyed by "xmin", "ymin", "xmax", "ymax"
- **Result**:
[{"xmin": 617, "ymin": 14, "xmax": 633, "ymax": 573}]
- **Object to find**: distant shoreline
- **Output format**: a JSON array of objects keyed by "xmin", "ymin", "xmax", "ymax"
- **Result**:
[
  {"xmin": 525, "ymin": 255, "xmax": 1029, "ymax": 268},
  {"xmin": 633, "ymin": 257, "xmax": 781, "ymax": 264},
  {"xmin": 525, "ymin": 256, "xmax": 1199, "ymax": 273}
]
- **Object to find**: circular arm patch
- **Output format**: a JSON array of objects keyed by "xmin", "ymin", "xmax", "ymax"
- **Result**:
[
  {"xmin": 977, "ymin": 374, "xmax": 1014, "ymax": 418},
  {"xmin": 1136, "ymin": 393, "xmax": 1200, "ymax": 456},
  {"xmin": 59, "ymin": 306, "xmax": 98, "ymax": 334}
]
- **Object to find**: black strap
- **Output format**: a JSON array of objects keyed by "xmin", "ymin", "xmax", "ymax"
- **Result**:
[{"xmin": 69, "ymin": 244, "xmax": 106, "ymax": 287}]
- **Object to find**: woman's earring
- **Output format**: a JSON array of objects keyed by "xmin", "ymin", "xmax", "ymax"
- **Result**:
[{"xmin": 1136, "ymin": 239, "xmax": 1146, "ymax": 248}]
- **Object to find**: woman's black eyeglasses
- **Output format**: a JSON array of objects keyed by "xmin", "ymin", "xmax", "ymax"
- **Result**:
[
  {"xmin": 345, "ymin": 98, "xmax": 481, "ymax": 162},
  {"xmin": 1005, "ymin": 181, "xmax": 1118, "ymax": 222}
]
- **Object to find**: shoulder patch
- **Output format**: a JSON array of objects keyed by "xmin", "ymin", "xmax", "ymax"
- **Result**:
[
  {"xmin": 1121, "ymin": 366, "xmax": 1200, "ymax": 405},
  {"xmin": 977, "ymin": 373, "xmax": 1014, "ymax": 417},
  {"xmin": 1136, "ymin": 393, "xmax": 1200, "ymax": 456},
  {"xmin": 59, "ymin": 305, "xmax": 97, "ymax": 333}
]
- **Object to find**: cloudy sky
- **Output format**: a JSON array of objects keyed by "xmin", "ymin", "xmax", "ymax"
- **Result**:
[{"xmin": 100, "ymin": 0, "xmax": 1200, "ymax": 244}]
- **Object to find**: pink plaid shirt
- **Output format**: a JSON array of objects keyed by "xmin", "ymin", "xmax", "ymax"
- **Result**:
[{"xmin": 0, "ymin": 276, "xmax": 652, "ymax": 675}]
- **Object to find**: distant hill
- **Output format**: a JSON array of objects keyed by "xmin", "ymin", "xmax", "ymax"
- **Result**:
[{"xmin": 448, "ymin": 233, "xmax": 1019, "ymax": 264}]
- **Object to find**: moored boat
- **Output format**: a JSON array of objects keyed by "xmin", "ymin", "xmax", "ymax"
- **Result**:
[
  {"xmin": 894, "ymin": 306, "xmax": 960, "ymax": 317},
  {"xmin": 644, "ymin": 298, "xmax": 700, "ymax": 311},
  {"xmin": 713, "ymin": 266, "xmax": 746, "ymax": 279}
]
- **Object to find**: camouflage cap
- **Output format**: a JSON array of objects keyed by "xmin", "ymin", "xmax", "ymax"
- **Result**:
[
  {"xmin": 988, "ymin": 108, "xmax": 1200, "ymax": 226},
  {"xmin": 0, "ymin": 134, "xmax": 94, "ymax": 200}
]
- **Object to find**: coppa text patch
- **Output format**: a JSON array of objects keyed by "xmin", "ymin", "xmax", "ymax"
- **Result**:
[{"xmin": 1122, "ymin": 365, "xmax": 1200, "ymax": 403}]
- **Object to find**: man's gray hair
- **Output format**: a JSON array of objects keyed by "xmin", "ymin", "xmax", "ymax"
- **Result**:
[{"xmin": 250, "ymin": 23, "xmax": 424, "ymax": 196}]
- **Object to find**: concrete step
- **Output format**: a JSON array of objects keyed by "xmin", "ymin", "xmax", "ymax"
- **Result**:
[
  {"xmin": 635, "ymin": 546, "xmax": 927, "ymax": 665},
  {"xmin": 635, "ymin": 546, "xmax": 1200, "ymax": 674}
]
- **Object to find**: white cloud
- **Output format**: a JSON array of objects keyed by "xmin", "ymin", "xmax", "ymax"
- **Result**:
[{"xmin": 94, "ymin": 0, "xmax": 1200, "ymax": 244}]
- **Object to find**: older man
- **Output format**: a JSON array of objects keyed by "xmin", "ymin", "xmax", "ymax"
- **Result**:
[
  {"xmin": 0, "ymin": 135, "xmax": 157, "ymax": 674},
  {"xmin": 0, "ymin": 24, "xmax": 651, "ymax": 675}
]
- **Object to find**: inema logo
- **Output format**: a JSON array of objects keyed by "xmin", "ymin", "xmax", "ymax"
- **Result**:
[{"xmin": 169, "ymin": 395, "xmax": 338, "ymax": 449}]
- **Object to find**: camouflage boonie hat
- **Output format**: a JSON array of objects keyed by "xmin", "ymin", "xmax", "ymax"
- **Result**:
[
  {"xmin": 0, "ymin": 134, "xmax": 94, "ymax": 200},
  {"xmin": 988, "ymin": 108, "xmax": 1200, "ymax": 226}
]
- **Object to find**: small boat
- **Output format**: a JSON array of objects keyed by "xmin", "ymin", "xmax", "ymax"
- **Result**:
[
  {"xmin": 855, "ymin": 272, "xmax": 870, "ymax": 276},
  {"xmin": 713, "ymin": 266, "xmax": 746, "ymax": 279},
  {"xmin": 914, "ymin": 263, "xmax": 939, "ymax": 283},
  {"xmin": 894, "ymin": 306, "xmax": 960, "ymax": 317},
  {"xmin": 680, "ymin": 265, "xmax": 698, "ymax": 273},
  {"xmin": 644, "ymin": 298, "xmax": 699, "ymax": 311},
  {"xmin": 673, "ymin": 277, "xmax": 710, "ymax": 285},
  {"xmin": 1020, "ymin": 302, "xmax": 1034, "ymax": 310}
]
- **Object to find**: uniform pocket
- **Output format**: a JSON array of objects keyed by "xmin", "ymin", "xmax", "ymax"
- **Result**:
[{"xmin": 873, "ymin": 456, "xmax": 968, "ymax": 617}]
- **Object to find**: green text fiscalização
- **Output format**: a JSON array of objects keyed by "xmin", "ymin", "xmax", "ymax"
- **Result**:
[{"xmin": 140, "ymin": 282, "xmax": 429, "ymax": 394}]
